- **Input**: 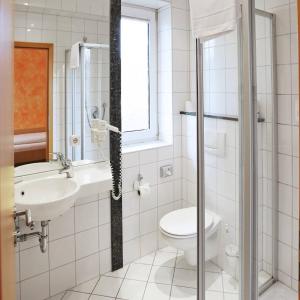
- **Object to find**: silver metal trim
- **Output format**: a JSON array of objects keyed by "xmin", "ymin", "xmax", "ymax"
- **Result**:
[
  {"xmin": 237, "ymin": 16, "xmax": 245, "ymax": 300},
  {"xmin": 270, "ymin": 12, "xmax": 278, "ymax": 284},
  {"xmin": 80, "ymin": 47, "xmax": 86, "ymax": 160},
  {"xmin": 250, "ymin": 0, "xmax": 258, "ymax": 297},
  {"xmin": 239, "ymin": 1, "xmax": 257, "ymax": 299},
  {"xmin": 65, "ymin": 50, "xmax": 69, "ymax": 158},
  {"xmin": 259, "ymin": 278, "xmax": 277, "ymax": 295},
  {"xmin": 255, "ymin": 8, "xmax": 274, "ymax": 18},
  {"xmin": 196, "ymin": 39, "xmax": 205, "ymax": 300},
  {"xmin": 80, "ymin": 43, "xmax": 109, "ymax": 49},
  {"xmin": 71, "ymin": 69, "xmax": 76, "ymax": 161}
]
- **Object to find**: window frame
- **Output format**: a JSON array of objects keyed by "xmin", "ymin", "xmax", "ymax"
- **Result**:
[{"xmin": 121, "ymin": 5, "xmax": 158, "ymax": 145}]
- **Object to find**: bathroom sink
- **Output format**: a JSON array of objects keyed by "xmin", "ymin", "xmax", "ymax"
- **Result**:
[
  {"xmin": 15, "ymin": 177, "xmax": 80, "ymax": 221},
  {"xmin": 15, "ymin": 162, "xmax": 60, "ymax": 177},
  {"xmin": 73, "ymin": 162, "xmax": 112, "ymax": 197}
]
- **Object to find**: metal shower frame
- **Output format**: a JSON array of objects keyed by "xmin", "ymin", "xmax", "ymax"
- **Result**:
[
  {"xmin": 64, "ymin": 42, "xmax": 109, "ymax": 161},
  {"xmin": 196, "ymin": 4, "xmax": 278, "ymax": 300}
]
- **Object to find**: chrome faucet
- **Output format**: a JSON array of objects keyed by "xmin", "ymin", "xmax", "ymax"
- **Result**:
[{"xmin": 51, "ymin": 152, "xmax": 73, "ymax": 178}]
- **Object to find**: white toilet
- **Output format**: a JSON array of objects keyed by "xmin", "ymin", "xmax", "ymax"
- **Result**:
[{"xmin": 159, "ymin": 207, "xmax": 221, "ymax": 266}]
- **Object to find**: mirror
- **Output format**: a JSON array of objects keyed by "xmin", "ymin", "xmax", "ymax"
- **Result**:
[{"xmin": 13, "ymin": 0, "xmax": 110, "ymax": 173}]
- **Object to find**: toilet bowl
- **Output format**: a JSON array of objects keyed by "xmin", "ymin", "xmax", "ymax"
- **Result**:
[{"xmin": 159, "ymin": 207, "xmax": 221, "ymax": 266}]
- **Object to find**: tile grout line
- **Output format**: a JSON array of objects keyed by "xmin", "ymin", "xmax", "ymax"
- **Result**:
[
  {"xmin": 140, "ymin": 251, "xmax": 157, "ymax": 300},
  {"xmin": 168, "ymin": 249, "xmax": 179, "ymax": 299}
]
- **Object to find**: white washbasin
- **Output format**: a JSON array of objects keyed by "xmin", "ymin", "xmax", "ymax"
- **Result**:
[
  {"xmin": 74, "ymin": 162, "xmax": 112, "ymax": 197},
  {"xmin": 15, "ymin": 162, "xmax": 60, "ymax": 177},
  {"xmin": 15, "ymin": 177, "xmax": 80, "ymax": 221},
  {"xmin": 15, "ymin": 160, "xmax": 96, "ymax": 177}
]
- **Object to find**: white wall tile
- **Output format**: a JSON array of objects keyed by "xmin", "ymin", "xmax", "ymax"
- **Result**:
[
  {"xmin": 50, "ymin": 262, "xmax": 76, "ymax": 295},
  {"xmin": 99, "ymin": 198, "xmax": 110, "ymax": 225},
  {"xmin": 76, "ymin": 253, "xmax": 100, "ymax": 284},
  {"xmin": 123, "ymin": 191, "xmax": 140, "ymax": 218},
  {"xmin": 123, "ymin": 215, "xmax": 140, "ymax": 242},
  {"xmin": 278, "ymin": 241, "xmax": 292, "ymax": 275},
  {"xmin": 140, "ymin": 209, "xmax": 157, "ymax": 235},
  {"xmin": 99, "ymin": 223, "xmax": 111, "ymax": 251},
  {"xmin": 75, "ymin": 227, "xmax": 99, "ymax": 259},
  {"xmin": 123, "ymin": 238, "xmax": 141, "ymax": 265},
  {"xmin": 49, "ymin": 236, "xmax": 75, "ymax": 269},
  {"xmin": 20, "ymin": 246, "xmax": 49, "ymax": 280},
  {"xmin": 49, "ymin": 207, "xmax": 74, "ymax": 241},
  {"xmin": 278, "ymin": 212, "xmax": 293, "ymax": 245},
  {"xmin": 100, "ymin": 248, "xmax": 112, "ymax": 274},
  {"xmin": 75, "ymin": 201, "xmax": 98, "ymax": 232},
  {"xmin": 20, "ymin": 272, "xmax": 50, "ymax": 300},
  {"xmin": 62, "ymin": 0, "xmax": 77, "ymax": 12}
]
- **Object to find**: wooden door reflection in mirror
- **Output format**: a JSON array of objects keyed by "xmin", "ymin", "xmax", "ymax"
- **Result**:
[{"xmin": 14, "ymin": 42, "xmax": 53, "ymax": 166}]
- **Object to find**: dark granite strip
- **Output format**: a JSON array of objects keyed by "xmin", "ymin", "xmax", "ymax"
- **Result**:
[
  {"xmin": 180, "ymin": 111, "xmax": 239, "ymax": 122},
  {"xmin": 110, "ymin": 0, "xmax": 123, "ymax": 272}
]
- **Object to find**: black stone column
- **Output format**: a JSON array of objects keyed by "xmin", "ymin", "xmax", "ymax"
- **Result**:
[{"xmin": 110, "ymin": 0, "xmax": 123, "ymax": 271}]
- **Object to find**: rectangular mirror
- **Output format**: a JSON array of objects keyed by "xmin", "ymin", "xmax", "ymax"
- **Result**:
[{"xmin": 13, "ymin": 1, "xmax": 110, "ymax": 173}]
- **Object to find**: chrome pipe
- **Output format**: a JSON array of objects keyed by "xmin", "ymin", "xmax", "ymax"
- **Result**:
[{"xmin": 39, "ymin": 221, "xmax": 48, "ymax": 253}]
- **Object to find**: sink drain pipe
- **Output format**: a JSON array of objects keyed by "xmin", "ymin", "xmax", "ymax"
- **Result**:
[{"xmin": 39, "ymin": 221, "xmax": 48, "ymax": 253}]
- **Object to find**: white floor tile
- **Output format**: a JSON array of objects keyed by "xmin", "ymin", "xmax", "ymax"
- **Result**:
[
  {"xmin": 170, "ymin": 286, "xmax": 197, "ymax": 300},
  {"xmin": 72, "ymin": 278, "xmax": 99, "ymax": 293},
  {"xmin": 47, "ymin": 293, "xmax": 65, "ymax": 300},
  {"xmin": 125, "ymin": 263, "xmax": 152, "ymax": 281},
  {"xmin": 143, "ymin": 283, "xmax": 171, "ymax": 300},
  {"xmin": 117, "ymin": 279, "xmax": 147, "ymax": 300},
  {"xmin": 65, "ymin": 251, "xmax": 299, "ymax": 300},
  {"xmin": 176, "ymin": 255, "xmax": 196, "ymax": 270},
  {"xmin": 149, "ymin": 266, "xmax": 174, "ymax": 285},
  {"xmin": 205, "ymin": 272, "xmax": 223, "ymax": 292},
  {"xmin": 259, "ymin": 282, "xmax": 298, "ymax": 300},
  {"xmin": 89, "ymin": 296, "xmax": 115, "ymax": 300},
  {"xmin": 224, "ymin": 292, "xmax": 239, "ymax": 300},
  {"xmin": 205, "ymin": 261, "xmax": 222, "ymax": 273},
  {"xmin": 153, "ymin": 251, "xmax": 177, "ymax": 267},
  {"xmin": 63, "ymin": 291, "xmax": 90, "ymax": 299},
  {"xmin": 135, "ymin": 253, "xmax": 155, "ymax": 265},
  {"xmin": 222, "ymin": 273, "xmax": 239, "ymax": 293},
  {"xmin": 173, "ymin": 268, "xmax": 197, "ymax": 289},
  {"xmin": 159, "ymin": 246, "xmax": 177, "ymax": 253},
  {"xmin": 205, "ymin": 290, "xmax": 224, "ymax": 300},
  {"xmin": 105, "ymin": 265, "xmax": 129, "ymax": 278},
  {"xmin": 258, "ymin": 270, "xmax": 272, "ymax": 287},
  {"xmin": 93, "ymin": 276, "xmax": 123, "ymax": 297}
]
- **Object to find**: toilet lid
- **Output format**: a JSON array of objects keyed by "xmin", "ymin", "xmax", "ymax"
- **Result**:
[{"xmin": 160, "ymin": 207, "xmax": 214, "ymax": 237}]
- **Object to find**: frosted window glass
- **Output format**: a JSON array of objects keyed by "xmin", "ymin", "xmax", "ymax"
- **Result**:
[{"xmin": 121, "ymin": 17, "xmax": 150, "ymax": 132}]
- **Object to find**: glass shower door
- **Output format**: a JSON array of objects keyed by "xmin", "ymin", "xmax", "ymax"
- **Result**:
[
  {"xmin": 194, "ymin": 26, "xmax": 243, "ymax": 299},
  {"xmin": 255, "ymin": 9, "xmax": 278, "ymax": 294}
]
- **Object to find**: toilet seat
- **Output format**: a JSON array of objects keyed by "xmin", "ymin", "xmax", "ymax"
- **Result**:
[{"xmin": 159, "ymin": 207, "xmax": 214, "ymax": 239}]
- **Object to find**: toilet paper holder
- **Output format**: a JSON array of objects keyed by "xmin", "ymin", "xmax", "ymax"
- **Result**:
[
  {"xmin": 133, "ymin": 174, "xmax": 143, "ymax": 195},
  {"xmin": 133, "ymin": 174, "xmax": 149, "ymax": 196}
]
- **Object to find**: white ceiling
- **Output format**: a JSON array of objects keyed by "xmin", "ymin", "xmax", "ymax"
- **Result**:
[{"xmin": 121, "ymin": 0, "xmax": 170, "ymax": 9}]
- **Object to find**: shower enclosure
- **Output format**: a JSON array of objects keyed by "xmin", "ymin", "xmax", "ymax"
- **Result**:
[
  {"xmin": 195, "ymin": 5, "xmax": 278, "ymax": 300},
  {"xmin": 64, "ymin": 42, "xmax": 109, "ymax": 162},
  {"xmin": 255, "ymin": 10, "xmax": 278, "ymax": 293}
]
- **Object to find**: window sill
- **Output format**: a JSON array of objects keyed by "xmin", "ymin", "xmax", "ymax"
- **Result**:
[{"xmin": 122, "ymin": 140, "xmax": 172, "ymax": 154}]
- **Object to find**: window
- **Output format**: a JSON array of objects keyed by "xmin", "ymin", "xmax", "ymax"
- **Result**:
[{"xmin": 121, "ymin": 6, "xmax": 157, "ymax": 144}]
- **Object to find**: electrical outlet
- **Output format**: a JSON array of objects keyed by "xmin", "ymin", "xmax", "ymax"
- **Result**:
[{"xmin": 160, "ymin": 165, "xmax": 173, "ymax": 178}]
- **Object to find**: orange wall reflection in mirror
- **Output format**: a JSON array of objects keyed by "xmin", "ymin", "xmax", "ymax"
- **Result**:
[{"xmin": 14, "ymin": 47, "xmax": 48, "ymax": 133}]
